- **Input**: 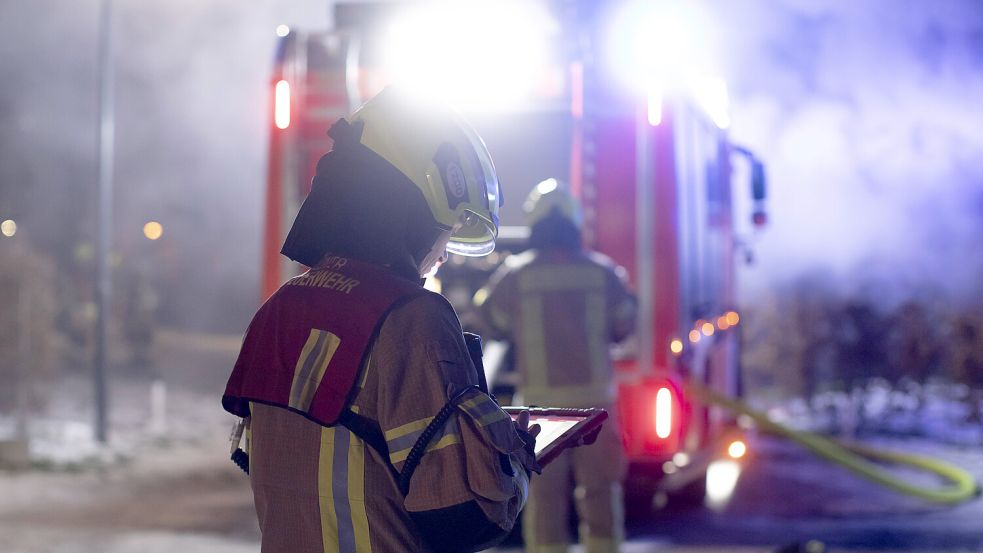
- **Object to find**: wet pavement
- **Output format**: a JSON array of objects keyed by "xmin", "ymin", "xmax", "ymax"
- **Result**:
[{"xmin": 631, "ymin": 435, "xmax": 983, "ymax": 551}]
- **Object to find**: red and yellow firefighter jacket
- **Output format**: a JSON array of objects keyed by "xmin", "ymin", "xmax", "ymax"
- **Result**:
[{"xmin": 224, "ymin": 256, "xmax": 532, "ymax": 552}]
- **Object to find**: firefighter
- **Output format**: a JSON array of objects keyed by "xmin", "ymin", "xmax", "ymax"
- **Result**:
[
  {"xmin": 475, "ymin": 179, "xmax": 637, "ymax": 553},
  {"xmin": 223, "ymin": 88, "xmax": 539, "ymax": 553}
]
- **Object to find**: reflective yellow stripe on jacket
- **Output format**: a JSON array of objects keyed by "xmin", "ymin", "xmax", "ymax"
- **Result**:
[
  {"xmin": 383, "ymin": 416, "xmax": 461, "ymax": 465},
  {"xmin": 290, "ymin": 329, "xmax": 342, "ymax": 412},
  {"xmin": 318, "ymin": 426, "xmax": 373, "ymax": 553}
]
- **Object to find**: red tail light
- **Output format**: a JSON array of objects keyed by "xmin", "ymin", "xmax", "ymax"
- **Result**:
[
  {"xmin": 655, "ymin": 386, "xmax": 673, "ymax": 439},
  {"xmin": 274, "ymin": 79, "xmax": 291, "ymax": 129}
]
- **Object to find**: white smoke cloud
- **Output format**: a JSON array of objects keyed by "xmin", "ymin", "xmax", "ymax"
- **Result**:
[{"xmin": 715, "ymin": 0, "xmax": 983, "ymax": 301}]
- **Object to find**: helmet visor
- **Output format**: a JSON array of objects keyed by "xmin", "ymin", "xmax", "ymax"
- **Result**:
[
  {"xmin": 447, "ymin": 213, "xmax": 498, "ymax": 256},
  {"xmin": 446, "ymin": 121, "xmax": 501, "ymax": 256}
]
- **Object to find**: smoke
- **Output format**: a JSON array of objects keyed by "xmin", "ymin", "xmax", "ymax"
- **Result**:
[
  {"xmin": 0, "ymin": 0, "xmax": 325, "ymax": 332},
  {"xmin": 712, "ymin": 0, "xmax": 983, "ymax": 303},
  {"xmin": 107, "ymin": 0, "xmax": 329, "ymax": 330},
  {"xmin": 1, "ymin": 0, "xmax": 981, "ymax": 336}
]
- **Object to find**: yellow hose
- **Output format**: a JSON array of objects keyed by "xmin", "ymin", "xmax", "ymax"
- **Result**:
[{"xmin": 687, "ymin": 381, "xmax": 981, "ymax": 504}]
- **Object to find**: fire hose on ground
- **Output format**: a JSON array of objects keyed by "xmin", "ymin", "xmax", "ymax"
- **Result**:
[{"xmin": 687, "ymin": 381, "xmax": 982, "ymax": 505}]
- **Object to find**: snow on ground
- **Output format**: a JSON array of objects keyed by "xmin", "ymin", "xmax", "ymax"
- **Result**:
[
  {"xmin": 0, "ymin": 374, "xmax": 232, "ymax": 470},
  {"xmin": 761, "ymin": 379, "xmax": 983, "ymax": 446},
  {"xmin": 0, "ymin": 528, "xmax": 258, "ymax": 553},
  {"xmin": 0, "ymin": 328, "xmax": 258, "ymax": 552}
]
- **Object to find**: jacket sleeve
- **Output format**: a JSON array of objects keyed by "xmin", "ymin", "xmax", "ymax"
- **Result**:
[
  {"xmin": 371, "ymin": 294, "xmax": 534, "ymax": 546},
  {"xmin": 409, "ymin": 386, "xmax": 533, "ymax": 551}
]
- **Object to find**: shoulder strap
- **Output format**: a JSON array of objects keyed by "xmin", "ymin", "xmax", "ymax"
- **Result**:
[{"xmin": 463, "ymin": 332, "xmax": 489, "ymax": 395}]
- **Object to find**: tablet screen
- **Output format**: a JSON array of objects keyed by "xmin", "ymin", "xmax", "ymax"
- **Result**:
[
  {"xmin": 524, "ymin": 416, "xmax": 580, "ymax": 456},
  {"xmin": 503, "ymin": 407, "xmax": 607, "ymax": 465}
]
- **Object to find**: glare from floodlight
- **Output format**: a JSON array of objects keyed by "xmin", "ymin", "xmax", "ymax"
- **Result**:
[
  {"xmin": 1, "ymin": 219, "xmax": 16, "ymax": 237},
  {"xmin": 647, "ymin": 83, "xmax": 663, "ymax": 126},
  {"xmin": 608, "ymin": 0, "xmax": 726, "ymax": 132},
  {"xmin": 693, "ymin": 75, "xmax": 730, "ymax": 129},
  {"xmin": 609, "ymin": 1, "xmax": 711, "ymax": 87},
  {"xmin": 381, "ymin": 1, "xmax": 556, "ymax": 110},
  {"xmin": 276, "ymin": 24, "xmax": 290, "ymax": 37}
]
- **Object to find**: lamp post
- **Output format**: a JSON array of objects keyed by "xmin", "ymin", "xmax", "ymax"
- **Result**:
[{"xmin": 94, "ymin": 0, "xmax": 115, "ymax": 444}]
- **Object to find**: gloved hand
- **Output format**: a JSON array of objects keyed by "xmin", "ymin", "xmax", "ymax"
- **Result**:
[
  {"xmin": 513, "ymin": 410, "xmax": 543, "ymax": 475},
  {"xmin": 577, "ymin": 424, "xmax": 603, "ymax": 446}
]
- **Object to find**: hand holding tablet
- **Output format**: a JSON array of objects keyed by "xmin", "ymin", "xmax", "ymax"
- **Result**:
[{"xmin": 504, "ymin": 407, "xmax": 608, "ymax": 467}]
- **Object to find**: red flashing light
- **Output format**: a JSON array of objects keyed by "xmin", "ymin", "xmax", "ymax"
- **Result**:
[
  {"xmin": 655, "ymin": 387, "xmax": 672, "ymax": 439},
  {"xmin": 274, "ymin": 80, "xmax": 291, "ymax": 129}
]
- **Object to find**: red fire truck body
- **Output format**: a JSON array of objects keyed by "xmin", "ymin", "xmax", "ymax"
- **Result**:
[{"xmin": 262, "ymin": 1, "xmax": 767, "ymax": 505}]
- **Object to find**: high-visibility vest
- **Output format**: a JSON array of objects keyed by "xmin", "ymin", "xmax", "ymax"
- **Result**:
[{"xmin": 223, "ymin": 255, "xmax": 426, "ymax": 425}]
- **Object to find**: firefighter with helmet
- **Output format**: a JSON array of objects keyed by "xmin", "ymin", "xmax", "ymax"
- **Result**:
[
  {"xmin": 223, "ymin": 88, "xmax": 540, "ymax": 552},
  {"xmin": 476, "ymin": 179, "xmax": 637, "ymax": 553}
]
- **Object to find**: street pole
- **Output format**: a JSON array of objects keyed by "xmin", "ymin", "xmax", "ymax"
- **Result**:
[{"xmin": 94, "ymin": 0, "xmax": 115, "ymax": 444}]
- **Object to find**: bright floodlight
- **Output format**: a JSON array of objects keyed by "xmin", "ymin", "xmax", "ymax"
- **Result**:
[
  {"xmin": 1, "ymin": 219, "xmax": 16, "ymax": 237},
  {"xmin": 381, "ymin": 1, "xmax": 556, "ymax": 110},
  {"xmin": 608, "ymin": 1, "xmax": 715, "ymax": 89},
  {"xmin": 609, "ymin": 1, "xmax": 729, "ymax": 127},
  {"xmin": 276, "ymin": 24, "xmax": 290, "ymax": 37}
]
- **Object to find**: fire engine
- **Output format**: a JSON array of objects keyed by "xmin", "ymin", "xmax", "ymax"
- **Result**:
[{"xmin": 261, "ymin": 0, "xmax": 769, "ymax": 511}]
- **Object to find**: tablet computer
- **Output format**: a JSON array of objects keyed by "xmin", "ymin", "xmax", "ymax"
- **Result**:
[{"xmin": 502, "ymin": 407, "xmax": 608, "ymax": 467}]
